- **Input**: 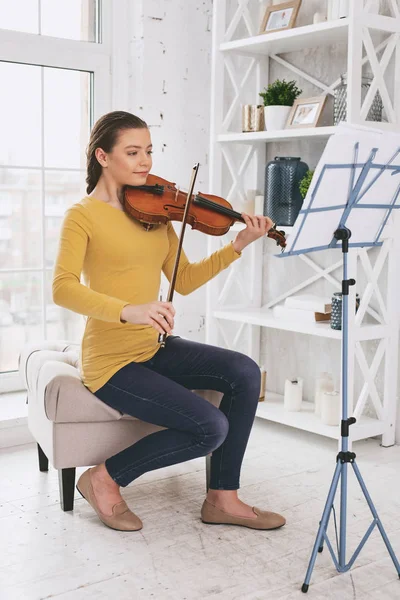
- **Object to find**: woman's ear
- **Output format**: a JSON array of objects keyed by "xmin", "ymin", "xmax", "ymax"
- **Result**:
[{"xmin": 95, "ymin": 147, "xmax": 108, "ymax": 167}]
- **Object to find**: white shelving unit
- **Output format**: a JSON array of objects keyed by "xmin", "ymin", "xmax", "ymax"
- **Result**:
[{"xmin": 206, "ymin": 1, "xmax": 400, "ymax": 445}]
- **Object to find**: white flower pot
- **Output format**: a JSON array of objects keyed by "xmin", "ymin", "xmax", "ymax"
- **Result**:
[{"xmin": 264, "ymin": 105, "xmax": 291, "ymax": 131}]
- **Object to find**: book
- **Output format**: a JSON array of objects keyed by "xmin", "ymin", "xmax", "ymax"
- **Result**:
[
  {"xmin": 273, "ymin": 305, "xmax": 331, "ymax": 323},
  {"xmin": 284, "ymin": 294, "xmax": 332, "ymax": 314}
]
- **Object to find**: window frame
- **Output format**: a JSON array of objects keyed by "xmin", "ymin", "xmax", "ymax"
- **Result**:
[{"xmin": 0, "ymin": 0, "xmax": 130, "ymax": 391}]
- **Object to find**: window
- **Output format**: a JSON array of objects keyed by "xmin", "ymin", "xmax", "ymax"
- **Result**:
[
  {"xmin": 0, "ymin": 0, "xmax": 114, "ymax": 390},
  {"xmin": 0, "ymin": 0, "xmax": 99, "ymax": 42}
]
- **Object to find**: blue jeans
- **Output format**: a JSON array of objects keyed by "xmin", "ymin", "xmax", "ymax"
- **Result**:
[{"xmin": 94, "ymin": 336, "xmax": 261, "ymax": 489}]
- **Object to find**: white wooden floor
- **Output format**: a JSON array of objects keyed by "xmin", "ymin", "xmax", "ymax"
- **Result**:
[{"xmin": 1, "ymin": 417, "xmax": 400, "ymax": 600}]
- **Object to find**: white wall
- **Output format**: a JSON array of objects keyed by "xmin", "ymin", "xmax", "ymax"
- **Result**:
[{"xmin": 125, "ymin": 0, "xmax": 213, "ymax": 341}]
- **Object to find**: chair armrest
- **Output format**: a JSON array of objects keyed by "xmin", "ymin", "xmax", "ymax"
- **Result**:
[
  {"xmin": 37, "ymin": 362, "xmax": 82, "ymax": 421},
  {"xmin": 19, "ymin": 340, "xmax": 79, "ymax": 390}
]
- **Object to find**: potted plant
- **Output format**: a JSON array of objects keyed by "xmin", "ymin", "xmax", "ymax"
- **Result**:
[
  {"xmin": 299, "ymin": 169, "xmax": 314, "ymax": 199},
  {"xmin": 259, "ymin": 79, "xmax": 302, "ymax": 131}
]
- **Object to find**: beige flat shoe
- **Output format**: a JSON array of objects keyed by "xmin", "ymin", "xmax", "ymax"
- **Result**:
[
  {"xmin": 76, "ymin": 468, "xmax": 142, "ymax": 532},
  {"xmin": 201, "ymin": 499, "xmax": 286, "ymax": 530}
]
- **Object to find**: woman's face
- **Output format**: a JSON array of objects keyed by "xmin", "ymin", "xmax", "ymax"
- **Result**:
[{"xmin": 97, "ymin": 127, "xmax": 153, "ymax": 187}]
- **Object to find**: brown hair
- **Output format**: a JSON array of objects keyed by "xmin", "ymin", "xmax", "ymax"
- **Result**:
[{"xmin": 86, "ymin": 111, "xmax": 148, "ymax": 194}]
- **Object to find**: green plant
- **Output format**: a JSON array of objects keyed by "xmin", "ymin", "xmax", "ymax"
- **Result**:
[
  {"xmin": 259, "ymin": 79, "xmax": 302, "ymax": 107},
  {"xmin": 299, "ymin": 170, "xmax": 314, "ymax": 199}
]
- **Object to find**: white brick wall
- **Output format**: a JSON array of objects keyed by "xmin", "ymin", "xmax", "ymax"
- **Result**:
[{"xmin": 127, "ymin": 0, "xmax": 213, "ymax": 341}]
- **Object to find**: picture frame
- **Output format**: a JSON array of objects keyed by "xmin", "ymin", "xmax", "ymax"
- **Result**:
[
  {"xmin": 286, "ymin": 95, "xmax": 327, "ymax": 129},
  {"xmin": 259, "ymin": 0, "xmax": 302, "ymax": 35}
]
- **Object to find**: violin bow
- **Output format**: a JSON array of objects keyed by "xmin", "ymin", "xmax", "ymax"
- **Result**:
[{"xmin": 158, "ymin": 162, "xmax": 200, "ymax": 347}]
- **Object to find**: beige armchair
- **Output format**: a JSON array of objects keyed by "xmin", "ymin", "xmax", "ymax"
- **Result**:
[{"xmin": 19, "ymin": 341, "xmax": 222, "ymax": 511}]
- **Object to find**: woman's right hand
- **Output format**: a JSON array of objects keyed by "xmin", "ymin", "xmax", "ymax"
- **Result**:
[{"xmin": 120, "ymin": 301, "xmax": 175, "ymax": 335}]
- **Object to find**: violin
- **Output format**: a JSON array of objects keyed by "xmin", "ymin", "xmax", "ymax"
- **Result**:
[
  {"xmin": 123, "ymin": 174, "xmax": 286, "ymax": 249},
  {"xmin": 123, "ymin": 164, "xmax": 286, "ymax": 347}
]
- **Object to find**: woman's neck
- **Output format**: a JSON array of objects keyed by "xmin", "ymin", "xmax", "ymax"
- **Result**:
[{"xmin": 89, "ymin": 179, "xmax": 124, "ymax": 210}]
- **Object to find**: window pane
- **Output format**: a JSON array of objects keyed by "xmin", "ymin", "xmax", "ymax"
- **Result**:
[
  {"xmin": 0, "ymin": 170, "xmax": 42, "ymax": 270},
  {"xmin": 45, "ymin": 170, "xmax": 86, "ymax": 268},
  {"xmin": 41, "ymin": 0, "xmax": 98, "ymax": 42},
  {"xmin": 0, "ymin": 63, "xmax": 41, "ymax": 167},
  {"xmin": 0, "ymin": 0, "xmax": 39, "ymax": 34},
  {"xmin": 0, "ymin": 0, "xmax": 98, "ymax": 41},
  {"xmin": 44, "ymin": 68, "xmax": 91, "ymax": 169},
  {"xmin": 0, "ymin": 272, "xmax": 43, "ymax": 372},
  {"xmin": 0, "ymin": 61, "xmax": 92, "ymax": 375},
  {"xmin": 45, "ymin": 271, "xmax": 85, "ymax": 343}
]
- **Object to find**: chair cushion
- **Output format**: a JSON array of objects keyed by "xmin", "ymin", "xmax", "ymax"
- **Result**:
[
  {"xmin": 20, "ymin": 340, "xmax": 223, "ymax": 425},
  {"xmin": 44, "ymin": 372, "xmax": 136, "ymax": 424},
  {"xmin": 19, "ymin": 341, "xmax": 132, "ymax": 424}
]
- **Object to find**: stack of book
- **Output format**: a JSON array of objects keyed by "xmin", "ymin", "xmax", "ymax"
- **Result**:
[{"xmin": 272, "ymin": 294, "xmax": 332, "ymax": 323}]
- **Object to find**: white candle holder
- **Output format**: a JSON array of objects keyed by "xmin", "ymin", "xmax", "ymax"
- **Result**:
[
  {"xmin": 320, "ymin": 390, "xmax": 341, "ymax": 426},
  {"xmin": 284, "ymin": 377, "xmax": 303, "ymax": 412},
  {"xmin": 314, "ymin": 372, "xmax": 334, "ymax": 416}
]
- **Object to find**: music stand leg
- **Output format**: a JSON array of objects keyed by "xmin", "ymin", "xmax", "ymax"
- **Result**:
[
  {"xmin": 352, "ymin": 461, "xmax": 400, "ymax": 575},
  {"xmin": 302, "ymin": 461, "xmax": 342, "ymax": 593},
  {"xmin": 301, "ymin": 228, "xmax": 400, "ymax": 592}
]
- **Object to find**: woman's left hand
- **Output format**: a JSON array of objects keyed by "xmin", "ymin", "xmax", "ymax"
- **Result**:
[{"xmin": 232, "ymin": 213, "xmax": 274, "ymax": 254}]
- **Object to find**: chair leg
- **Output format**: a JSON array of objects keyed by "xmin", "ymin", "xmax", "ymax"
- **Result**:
[
  {"xmin": 58, "ymin": 468, "xmax": 76, "ymax": 512},
  {"xmin": 205, "ymin": 454, "xmax": 211, "ymax": 492},
  {"xmin": 37, "ymin": 443, "xmax": 49, "ymax": 472}
]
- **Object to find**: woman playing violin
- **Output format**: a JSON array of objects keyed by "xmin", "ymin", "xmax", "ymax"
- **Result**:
[{"xmin": 53, "ymin": 110, "xmax": 286, "ymax": 532}]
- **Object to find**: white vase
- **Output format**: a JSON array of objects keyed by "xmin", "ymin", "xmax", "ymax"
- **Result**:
[{"xmin": 264, "ymin": 105, "xmax": 291, "ymax": 131}]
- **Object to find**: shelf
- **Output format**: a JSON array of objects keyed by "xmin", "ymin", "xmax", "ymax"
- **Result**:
[
  {"xmin": 213, "ymin": 307, "xmax": 388, "ymax": 341},
  {"xmin": 218, "ymin": 126, "xmax": 336, "ymax": 144},
  {"xmin": 220, "ymin": 19, "xmax": 349, "ymax": 56},
  {"xmin": 257, "ymin": 392, "xmax": 385, "ymax": 442},
  {"xmin": 214, "ymin": 307, "xmax": 340, "ymax": 339}
]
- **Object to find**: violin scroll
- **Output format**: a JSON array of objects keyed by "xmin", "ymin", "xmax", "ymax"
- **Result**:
[{"xmin": 267, "ymin": 224, "xmax": 286, "ymax": 251}]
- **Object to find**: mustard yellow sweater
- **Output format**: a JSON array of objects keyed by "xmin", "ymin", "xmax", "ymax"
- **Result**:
[{"xmin": 52, "ymin": 196, "xmax": 242, "ymax": 392}]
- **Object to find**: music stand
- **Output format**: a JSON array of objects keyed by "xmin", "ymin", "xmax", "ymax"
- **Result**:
[{"xmin": 278, "ymin": 123, "xmax": 400, "ymax": 592}]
